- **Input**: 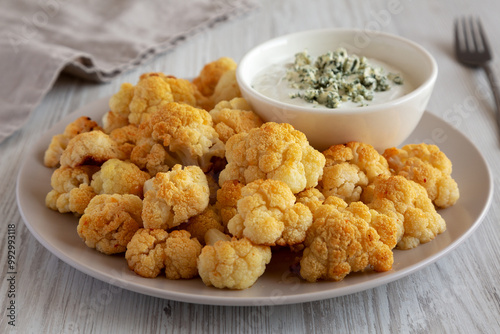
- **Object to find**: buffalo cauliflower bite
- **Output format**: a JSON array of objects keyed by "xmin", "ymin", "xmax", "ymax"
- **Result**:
[
  {"xmin": 131, "ymin": 102, "xmax": 225, "ymax": 174},
  {"xmin": 197, "ymin": 229, "xmax": 272, "ymax": 289},
  {"xmin": 295, "ymin": 188, "xmax": 325, "ymax": 215},
  {"xmin": 90, "ymin": 159, "xmax": 150, "ymax": 197},
  {"xmin": 368, "ymin": 175, "xmax": 446, "ymax": 249},
  {"xmin": 45, "ymin": 165, "xmax": 99, "ymax": 214},
  {"xmin": 108, "ymin": 124, "xmax": 141, "ymax": 160},
  {"xmin": 215, "ymin": 180, "xmax": 244, "ymax": 228},
  {"xmin": 299, "ymin": 198, "xmax": 393, "ymax": 282},
  {"xmin": 184, "ymin": 205, "xmax": 224, "ymax": 244},
  {"xmin": 210, "ymin": 69, "xmax": 242, "ymax": 108},
  {"xmin": 60, "ymin": 131, "xmax": 124, "ymax": 168},
  {"xmin": 209, "ymin": 97, "xmax": 263, "ymax": 143},
  {"xmin": 219, "ymin": 122, "xmax": 325, "ymax": 194},
  {"xmin": 142, "ymin": 165, "xmax": 210, "ymax": 230},
  {"xmin": 44, "ymin": 116, "xmax": 102, "ymax": 167},
  {"xmin": 128, "ymin": 73, "xmax": 174, "ymax": 125},
  {"xmin": 193, "ymin": 57, "xmax": 237, "ymax": 98},
  {"xmin": 319, "ymin": 142, "xmax": 390, "ymax": 203},
  {"xmin": 227, "ymin": 179, "xmax": 313, "ymax": 246},
  {"xmin": 77, "ymin": 194, "xmax": 143, "ymax": 254},
  {"xmin": 163, "ymin": 230, "xmax": 202, "ymax": 279},
  {"xmin": 383, "ymin": 143, "xmax": 460, "ymax": 208},
  {"xmin": 125, "ymin": 228, "xmax": 201, "ymax": 279},
  {"xmin": 125, "ymin": 228, "xmax": 169, "ymax": 278}
]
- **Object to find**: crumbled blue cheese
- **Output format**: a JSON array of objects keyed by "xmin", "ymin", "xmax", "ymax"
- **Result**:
[{"xmin": 286, "ymin": 49, "xmax": 404, "ymax": 108}]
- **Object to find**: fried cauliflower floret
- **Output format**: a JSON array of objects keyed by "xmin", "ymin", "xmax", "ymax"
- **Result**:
[
  {"xmin": 45, "ymin": 165, "xmax": 99, "ymax": 214},
  {"xmin": 184, "ymin": 205, "xmax": 224, "ymax": 244},
  {"xmin": 299, "ymin": 199, "xmax": 393, "ymax": 282},
  {"xmin": 215, "ymin": 180, "xmax": 243, "ymax": 228},
  {"xmin": 368, "ymin": 175, "xmax": 446, "ymax": 249},
  {"xmin": 319, "ymin": 162, "xmax": 369, "ymax": 203},
  {"xmin": 219, "ymin": 122, "xmax": 325, "ymax": 194},
  {"xmin": 163, "ymin": 230, "xmax": 202, "ymax": 279},
  {"xmin": 319, "ymin": 142, "xmax": 390, "ymax": 203},
  {"xmin": 77, "ymin": 194, "xmax": 143, "ymax": 254},
  {"xmin": 108, "ymin": 124, "xmax": 141, "ymax": 159},
  {"xmin": 193, "ymin": 57, "xmax": 237, "ymax": 97},
  {"xmin": 209, "ymin": 97, "xmax": 263, "ymax": 143},
  {"xmin": 128, "ymin": 73, "xmax": 174, "ymax": 125},
  {"xmin": 162, "ymin": 75, "xmax": 197, "ymax": 106},
  {"xmin": 125, "ymin": 228, "xmax": 201, "ymax": 279},
  {"xmin": 44, "ymin": 116, "xmax": 102, "ymax": 167},
  {"xmin": 90, "ymin": 159, "xmax": 150, "ymax": 197},
  {"xmin": 227, "ymin": 179, "xmax": 313, "ymax": 246},
  {"xmin": 131, "ymin": 102, "xmax": 225, "ymax": 175},
  {"xmin": 197, "ymin": 229, "xmax": 271, "ymax": 289},
  {"xmin": 210, "ymin": 69, "xmax": 242, "ymax": 107},
  {"xmin": 59, "ymin": 131, "xmax": 124, "ymax": 168},
  {"xmin": 295, "ymin": 188, "xmax": 325, "ymax": 215},
  {"xmin": 383, "ymin": 143, "xmax": 459, "ymax": 208},
  {"xmin": 125, "ymin": 228, "xmax": 169, "ymax": 278},
  {"xmin": 142, "ymin": 165, "xmax": 210, "ymax": 230}
]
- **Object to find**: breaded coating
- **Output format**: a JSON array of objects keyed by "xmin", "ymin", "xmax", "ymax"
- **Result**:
[
  {"xmin": 162, "ymin": 75, "xmax": 197, "ymax": 106},
  {"xmin": 299, "ymin": 199, "xmax": 393, "ymax": 282},
  {"xmin": 383, "ymin": 143, "xmax": 460, "ymax": 208},
  {"xmin": 295, "ymin": 188, "xmax": 325, "ymax": 215},
  {"xmin": 219, "ymin": 122, "xmax": 325, "ymax": 194},
  {"xmin": 210, "ymin": 69, "xmax": 242, "ymax": 108},
  {"xmin": 319, "ymin": 162, "xmax": 369, "ymax": 203},
  {"xmin": 102, "ymin": 110, "xmax": 130, "ymax": 134},
  {"xmin": 209, "ymin": 97, "xmax": 263, "ymax": 143},
  {"xmin": 44, "ymin": 116, "xmax": 102, "ymax": 167},
  {"xmin": 125, "ymin": 228, "xmax": 169, "ymax": 278},
  {"xmin": 227, "ymin": 179, "xmax": 313, "ymax": 246},
  {"xmin": 109, "ymin": 124, "xmax": 141, "ymax": 160},
  {"xmin": 104, "ymin": 82, "xmax": 135, "ymax": 133},
  {"xmin": 193, "ymin": 57, "xmax": 237, "ymax": 97},
  {"xmin": 163, "ymin": 230, "xmax": 202, "ymax": 280},
  {"xmin": 77, "ymin": 194, "xmax": 143, "ymax": 254},
  {"xmin": 128, "ymin": 73, "xmax": 174, "ymax": 125},
  {"xmin": 197, "ymin": 229, "xmax": 272, "ymax": 290},
  {"xmin": 142, "ymin": 165, "xmax": 210, "ymax": 230},
  {"xmin": 184, "ymin": 205, "xmax": 224, "ymax": 244},
  {"xmin": 90, "ymin": 159, "xmax": 150, "ymax": 197},
  {"xmin": 320, "ymin": 142, "xmax": 390, "ymax": 203},
  {"xmin": 130, "ymin": 102, "xmax": 225, "ymax": 175},
  {"xmin": 60, "ymin": 131, "xmax": 124, "ymax": 168},
  {"xmin": 215, "ymin": 180, "xmax": 243, "ymax": 229},
  {"xmin": 125, "ymin": 228, "xmax": 201, "ymax": 279},
  {"xmin": 45, "ymin": 165, "xmax": 99, "ymax": 214},
  {"xmin": 368, "ymin": 175, "xmax": 446, "ymax": 249}
]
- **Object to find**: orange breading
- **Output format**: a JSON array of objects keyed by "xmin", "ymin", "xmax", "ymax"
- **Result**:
[
  {"xmin": 184, "ymin": 206, "xmax": 224, "ymax": 244},
  {"xmin": 383, "ymin": 143, "xmax": 459, "ymax": 208},
  {"xmin": 44, "ymin": 116, "xmax": 102, "ymax": 167},
  {"xmin": 77, "ymin": 194, "xmax": 143, "ymax": 254},
  {"xmin": 299, "ymin": 198, "xmax": 393, "ymax": 282},
  {"xmin": 209, "ymin": 97, "xmax": 263, "ymax": 143},
  {"xmin": 60, "ymin": 131, "xmax": 124, "ymax": 168},
  {"xmin": 215, "ymin": 180, "xmax": 244, "ymax": 229},
  {"xmin": 192, "ymin": 57, "xmax": 237, "ymax": 97}
]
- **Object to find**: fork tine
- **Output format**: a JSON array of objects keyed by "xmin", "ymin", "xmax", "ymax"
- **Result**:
[
  {"xmin": 461, "ymin": 17, "xmax": 470, "ymax": 51},
  {"xmin": 454, "ymin": 19, "xmax": 461, "ymax": 53},
  {"xmin": 476, "ymin": 18, "xmax": 492, "ymax": 57},
  {"xmin": 469, "ymin": 17, "xmax": 480, "ymax": 51}
]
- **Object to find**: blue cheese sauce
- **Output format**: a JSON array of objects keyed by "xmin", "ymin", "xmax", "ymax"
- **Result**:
[{"xmin": 252, "ymin": 49, "xmax": 412, "ymax": 109}]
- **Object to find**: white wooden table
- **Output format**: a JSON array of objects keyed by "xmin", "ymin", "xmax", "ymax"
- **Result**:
[{"xmin": 2, "ymin": 0, "xmax": 500, "ymax": 333}]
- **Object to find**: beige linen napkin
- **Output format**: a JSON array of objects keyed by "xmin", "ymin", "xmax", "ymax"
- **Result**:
[{"xmin": 0, "ymin": 0, "xmax": 257, "ymax": 143}]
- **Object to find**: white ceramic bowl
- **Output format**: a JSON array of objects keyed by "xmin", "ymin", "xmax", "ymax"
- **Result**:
[{"xmin": 236, "ymin": 29, "xmax": 438, "ymax": 151}]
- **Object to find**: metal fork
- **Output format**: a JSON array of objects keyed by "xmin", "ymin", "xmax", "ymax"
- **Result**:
[{"xmin": 454, "ymin": 17, "xmax": 500, "ymax": 133}]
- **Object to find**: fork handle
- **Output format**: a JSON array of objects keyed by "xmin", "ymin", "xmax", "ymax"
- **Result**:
[{"xmin": 482, "ymin": 63, "xmax": 500, "ymax": 132}]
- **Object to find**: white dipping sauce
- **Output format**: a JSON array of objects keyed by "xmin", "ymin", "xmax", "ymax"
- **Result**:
[{"xmin": 252, "ymin": 56, "xmax": 413, "ymax": 109}]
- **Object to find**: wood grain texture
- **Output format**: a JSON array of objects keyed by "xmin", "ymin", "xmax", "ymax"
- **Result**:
[{"xmin": 2, "ymin": 0, "xmax": 500, "ymax": 333}]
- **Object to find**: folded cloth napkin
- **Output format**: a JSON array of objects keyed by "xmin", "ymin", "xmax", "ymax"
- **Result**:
[{"xmin": 0, "ymin": 0, "xmax": 258, "ymax": 143}]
